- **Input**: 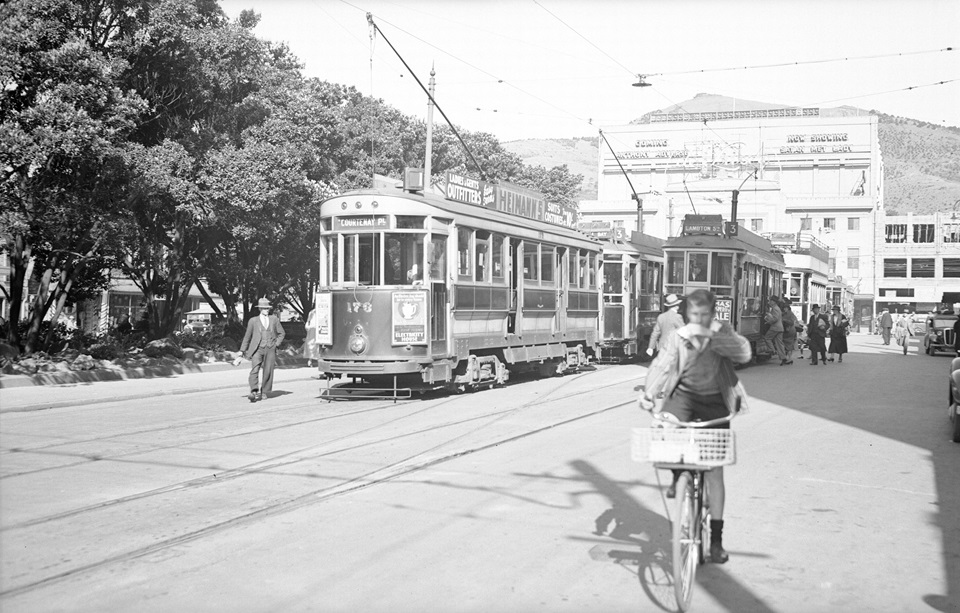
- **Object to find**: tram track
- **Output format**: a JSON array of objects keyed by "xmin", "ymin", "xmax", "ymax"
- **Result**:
[
  {"xmin": 2, "ymin": 368, "xmax": 627, "ymax": 532},
  {"xmin": 0, "ymin": 372, "xmax": 638, "ymax": 599}
]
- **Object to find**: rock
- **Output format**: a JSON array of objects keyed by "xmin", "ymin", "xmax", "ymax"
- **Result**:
[
  {"xmin": 71, "ymin": 354, "xmax": 96, "ymax": 371},
  {"xmin": 181, "ymin": 348, "xmax": 197, "ymax": 362},
  {"xmin": 16, "ymin": 357, "xmax": 39, "ymax": 374},
  {"xmin": 0, "ymin": 342, "xmax": 20, "ymax": 361},
  {"xmin": 143, "ymin": 338, "xmax": 183, "ymax": 359}
]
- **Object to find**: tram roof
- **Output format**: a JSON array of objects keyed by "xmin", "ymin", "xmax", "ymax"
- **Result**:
[
  {"xmin": 601, "ymin": 231, "xmax": 665, "ymax": 258},
  {"xmin": 323, "ymin": 188, "xmax": 602, "ymax": 250}
]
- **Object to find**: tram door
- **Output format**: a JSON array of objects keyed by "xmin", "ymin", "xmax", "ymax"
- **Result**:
[
  {"xmin": 507, "ymin": 239, "xmax": 519, "ymax": 334},
  {"xmin": 556, "ymin": 248, "xmax": 568, "ymax": 334}
]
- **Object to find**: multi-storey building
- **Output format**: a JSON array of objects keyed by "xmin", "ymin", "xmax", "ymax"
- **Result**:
[
  {"xmin": 874, "ymin": 212, "xmax": 960, "ymax": 314},
  {"xmin": 583, "ymin": 103, "xmax": 884, "ymax": 327}
]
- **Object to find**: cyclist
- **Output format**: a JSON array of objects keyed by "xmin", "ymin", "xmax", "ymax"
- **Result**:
[{"xmin": 639, "ymin": 289, "xmax": 752, "ymax": 563}]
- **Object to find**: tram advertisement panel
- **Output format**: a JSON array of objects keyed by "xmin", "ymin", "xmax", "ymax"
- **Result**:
[
  {"xmin": 315, "ymin": 292, "xmax": 332, "ymax": 345},
  {"xmin": 392, "ymin": 291, "xmax": 428, "ymax": 345},
  {"xmin": 716, "ymin": 298, "xmax": 732, "ymax": 321}
]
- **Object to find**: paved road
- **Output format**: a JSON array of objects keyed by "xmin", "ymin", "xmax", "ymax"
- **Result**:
[{"xmin": 1, "ymin": 334, "xmax": 957, "ymax": 612}]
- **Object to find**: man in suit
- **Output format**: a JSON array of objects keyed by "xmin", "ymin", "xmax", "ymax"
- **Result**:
[
  {"xmin": 879, "ymin": 308, "xmax": 894, "ymax": 345},
  {"xmin": 807, "ymin": 304, "xmax": 829, "ymax": 365},
  {"xmin": 646, "ymin": 293, "xmax": 685, "ymax": 357},
  {"xmin": 236, "ymin": 297, "xmax": 286, "ymax": 402}
]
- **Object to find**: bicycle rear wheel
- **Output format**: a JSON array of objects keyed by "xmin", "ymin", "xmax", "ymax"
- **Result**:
[{"xmin": 672, "ymin": 472, "xmax": 697, "ymax": 612}]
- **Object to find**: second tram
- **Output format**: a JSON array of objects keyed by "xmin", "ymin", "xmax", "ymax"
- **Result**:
[{"xmin": 663, "ymin": 215, "xmax": 785, "ymax": 360}]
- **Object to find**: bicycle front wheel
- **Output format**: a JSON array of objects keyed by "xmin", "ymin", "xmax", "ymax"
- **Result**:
[{"xmin": 672, "ymin": 472, "xmax": 697, "ymax": 612}]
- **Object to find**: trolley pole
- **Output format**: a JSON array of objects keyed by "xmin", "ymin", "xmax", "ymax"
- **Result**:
[{"xmin": 424, "ymin": 64, "xmax": 435, "ymax": 190}]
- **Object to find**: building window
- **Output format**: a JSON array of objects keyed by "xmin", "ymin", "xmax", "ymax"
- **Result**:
[
  {"xmin": 883, "ymin": 258, "xmax": 907, "ymax": 277},
  {"xmin": 913, "ymin": 224, "xmax": 935, "ymax": 243},
  {"xmin": 848, "ymin": 217, "xmax": 860, "ymax": 231},
  {"xmin": 885, "ymin": 224, "xmax": 907, "ymax": 243},
  {"xmin": 750, "ymin": 218, "xmax": 763, "ymax": 232},
  {"xmin": 847, "ymin": 248, "xmax": 860, "ymax": 273},
  {"xmin": 911, "ymin": 258, "xmax": 935, "ymax": 278},
  {"xmin": 880, "ymin": 287, "xmax": 915, "ymax": 298},
  {"xmin": 824, "ymin": 218, "xmax": 836, "ymax": 230},
  {"xmin": 944, "ymin": 258, "xmax": 960, "ymax": 278},
  {"xmin": 800, "ymin": 217, "xmax": 812, "ymax": 231},
  {"xmin": 943, "ymin": 224, "xmax": 960, "ymax": 243},
  {"xmin": 829, "ymin": 257, "xmax": 836, "ymax": 274}
]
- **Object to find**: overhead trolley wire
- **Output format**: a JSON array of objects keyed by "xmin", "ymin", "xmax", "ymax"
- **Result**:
[
  {"xmin": 531, "ymin": 0, "xmax": 636, "ymax": 78},
  {"xmin": 647, "ymin": 47, "xmax": 955, "ymax": 77}
]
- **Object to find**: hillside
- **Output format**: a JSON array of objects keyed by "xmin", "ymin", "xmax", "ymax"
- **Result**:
[{"xmin": 503, "ymin": 95, "xmax": 960, "ymax": 214}]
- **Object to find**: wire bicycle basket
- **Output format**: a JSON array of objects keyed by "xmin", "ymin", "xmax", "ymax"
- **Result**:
[{"xmin": 631, "ymin": 427, "xmax": 736, "ymax": 466}]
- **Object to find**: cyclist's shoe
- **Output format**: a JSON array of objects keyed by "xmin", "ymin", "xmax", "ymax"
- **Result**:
[{"xmin": 709, "ymin": 543, "xmax": 729, "ymax": 564}]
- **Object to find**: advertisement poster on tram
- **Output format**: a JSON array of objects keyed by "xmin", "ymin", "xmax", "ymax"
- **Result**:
[
  {"xmin": 315, "ymin": 292, "xmax": 332, "ymax": 345},
  {"xmin": 392, "ymin": 291, "xmax": 428, "ymax": 345},
  {"xmin": 716, "ymin": 298, "xmax": 732, "ymax": 321}
]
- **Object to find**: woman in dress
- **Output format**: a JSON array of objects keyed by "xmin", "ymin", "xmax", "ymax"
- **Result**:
[{"xmin": 827, "ymin": 305, "xmax": 850, "ymax": 363}]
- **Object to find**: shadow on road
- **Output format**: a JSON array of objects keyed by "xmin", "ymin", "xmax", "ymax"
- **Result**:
[
  {"xmin": 738, "ymin": 335, "xmax": 959, "ymax": 612},
  {"xmin": 567, "ymin": 459, "xmax": 779, "ymax": 612}
]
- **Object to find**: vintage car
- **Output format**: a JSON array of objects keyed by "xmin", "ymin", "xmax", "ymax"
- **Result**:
[
  {"xmin": 924, "ymin": 312, "xmax": 958, "ymax": 355},
  {"xmin": 950, "ymin": 358, "xmax": 960, "ymax": 443}
]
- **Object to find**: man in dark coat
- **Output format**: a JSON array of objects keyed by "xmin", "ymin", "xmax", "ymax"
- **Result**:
[
  {"xmin": 236, "ymin": 297, "xmax": 286, "ymax": 402},
  {"xmin": 807, "ymin": 304, "xmax": 829, "ymax": 365},
  {"xmin": 879, "ymin": 308, "xmax": 894, "ymax": 345}
]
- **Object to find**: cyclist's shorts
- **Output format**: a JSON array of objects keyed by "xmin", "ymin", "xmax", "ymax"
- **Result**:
[{"xmin": 662, "ymin": 388, "xmax": 731, "ymax": 429}]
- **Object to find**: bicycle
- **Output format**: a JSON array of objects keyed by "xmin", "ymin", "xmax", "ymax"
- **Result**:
[{"xmin": 632, "ymin": 411, "xmax": 736, "ymax": 612}]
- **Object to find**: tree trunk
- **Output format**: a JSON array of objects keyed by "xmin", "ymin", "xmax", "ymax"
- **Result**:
[{"xmin": 5, "ymin": 234, "xmax": 29, "ymax": 348}]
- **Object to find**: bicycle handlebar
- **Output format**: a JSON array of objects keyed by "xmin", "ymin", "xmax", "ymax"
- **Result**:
[{"xmin": 650, "ymin": 410, "xmax": 736, "ymax": 428}]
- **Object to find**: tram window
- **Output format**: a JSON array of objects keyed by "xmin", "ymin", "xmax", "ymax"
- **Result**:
[
  {"xmin": 458, "ymin": 227, "xmax": 472, "ymax": 279},
  {"xmin": 357, "ymin": 234, "xmax": 380, "ymax": 285},
  {"xmin": 396, "ymin": 216, "xmax": 424, "ymax": 229},
  {"xmin": 476, "ymin": 231, "xmax": 490, "ymax": 282},
  {"xmin": 326, "ymin": 236, "xmax": 339, "ymax": 284},
  {"xmin": 711, "ymin": 254, "xmax": 733, "ymax": 287},
  {"xmin": 667, "ymin": 254, "xmax": 684, "ymax": 286},
  {"xmin": 344, "ymin": 235, "xmax": 357, "ymax": 283},
  {"xmin": 384, "ymin": 234, "xmax": 425, "ymax": 285},
  {"xmin": 603, "ymin": 261, "xmax": 622, "ymax": 295},
  {"xmin": 523, "ymin": 242, "xmax": 539, "ymax": 281},
  {"xmin": 428, "ymin": 236, "xmax": 446, "ymax": 280},
  {"xmin": 569, "ymin": 250, "xmax": 579, "ymax": 287},
  {"xmin": 578, "ymin": 251, "xmax": 588, "ymax": 288},
  {"xmin": 540, "ymin": 245, "xmax": 555, "ymax": 284},
  {"xmin": 688, "ymin": 253, "xmax": 708, "ymax": 283},
  {"xmin": 588, "ymin": 253, "xmax": 597, "ymax": 289},
  {"xmin": 640, "ymin": 260, "xmax": 662, "ymax": 311},
  {"xmin": 492, "ymin": 235, "xmax": 504, "ymax": 281}
]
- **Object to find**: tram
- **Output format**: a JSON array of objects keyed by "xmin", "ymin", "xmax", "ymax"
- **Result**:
[
  {"xmin": 313, "ymin": 173, "xmax": 601, "ymax": 395},
  {"xmin": 663, "ymin": 215, "xmax": 785, "ymax": 359},
  {"xmin": 767, "ymin": 231, "xmax": 829, "ymax": 322},
  {"xmin": 597, "ymin": 231, "xmax": 664, "ymax": 362}
]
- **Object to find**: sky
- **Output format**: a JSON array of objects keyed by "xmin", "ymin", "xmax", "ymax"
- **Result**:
[{"xmin": 218, "ymin": 0, "xmax": 959, "ymax": 142}]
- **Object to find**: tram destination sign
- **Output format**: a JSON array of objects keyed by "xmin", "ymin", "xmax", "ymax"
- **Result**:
[
  {"xmin": 682, "ymin": 214, "xmax": 724, "ymax": 236},
  {"xmin": 442, "ymin": 172, "xmax": 578, "ymax": 230}
]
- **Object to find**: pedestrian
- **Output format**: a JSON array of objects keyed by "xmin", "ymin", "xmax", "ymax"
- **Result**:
[
  {"xmin": 827, "ymin": 305, "xmax": 850, "ymax": 362},
  {"xmin": 779, "ymin": 298, "xmax": 800, "ymax": 365},
  {"xmin": 895, "ymin": 313, "xmax": 914, "ymax": 355},
  {"xmin": 235, "ymin": 297, "xmax": 286, "ymax": 402},
  {"xmin": 953, "ymin": 316, "xmax": 960, "ymax": 356},
  {"xmin": 303, "ymin": 308, "xmax": 319, "ymax": 367},
  {"xmin": 763, "ymin": 294, "xmax": 787, "ymax": 365},
  {"xmin": 807, "ymin": 304, "xmax": 829, "ymax": 365},
  {"xmin": 646, "ymin": 294, "xmax": 685, "ymax": 357},
  {"xmin": 879, "ymin": 308, "xmax": 894, "ymax": 345},
  {"xmin": 639, "ymin": 289, "xmax": 751, "ymax": 564}
]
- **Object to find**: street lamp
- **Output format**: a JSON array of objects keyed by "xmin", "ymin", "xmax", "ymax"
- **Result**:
[{"xmin": 632, "ymin": 74, "xmax": 651, "ymax": 87}]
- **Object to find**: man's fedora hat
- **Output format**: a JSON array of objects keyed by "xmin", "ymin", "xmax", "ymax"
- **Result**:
[
  {"xmin": 664, "ymin": 294, "xmax": 682, "ymax": 308},
  {"xmin": 257, "ymin": 297, "xmax": 272, "ymax": 310}
]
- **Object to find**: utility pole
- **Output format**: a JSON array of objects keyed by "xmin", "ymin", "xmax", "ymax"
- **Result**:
[{"xmin": 424, "ymin": 64, "xmax": 435, "ymax": 191}]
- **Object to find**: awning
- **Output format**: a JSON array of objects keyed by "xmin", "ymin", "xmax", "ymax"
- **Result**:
[{"xmin": 942, "ymin": 292, "xmax": 960, "ymax": 304}]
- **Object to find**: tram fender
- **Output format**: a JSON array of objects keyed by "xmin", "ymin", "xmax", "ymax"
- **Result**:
[{"xmin": 502, "ymin": 343, "xmax": 566, "ymax": 364}]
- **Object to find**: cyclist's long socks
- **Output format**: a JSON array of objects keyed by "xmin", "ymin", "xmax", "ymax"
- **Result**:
[{"xmin": 710, "ymin": 519, "xmax": 724, "ymax": 546}]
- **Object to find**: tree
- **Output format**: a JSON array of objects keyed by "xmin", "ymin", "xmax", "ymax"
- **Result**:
[{"xmin": 0, "ymin": 0, "xmax": 146, "ymax": 352}]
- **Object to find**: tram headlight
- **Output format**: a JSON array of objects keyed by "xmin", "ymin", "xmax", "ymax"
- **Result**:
[{"xmin": 349, "ymin": 335, "xmax": 367, "ymax": 354}]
